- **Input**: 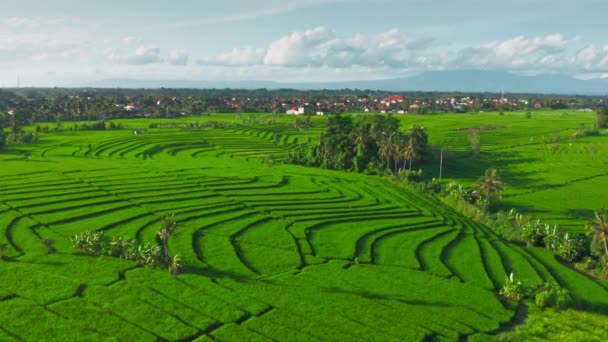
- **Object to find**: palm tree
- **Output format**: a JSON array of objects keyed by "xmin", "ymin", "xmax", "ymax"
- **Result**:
[
  {"xmin": 403, "ymin": 139, "xmax": 416, "ymax": 171},
  {"xmin": 157, "ymin": 214, "xmax": 177, "ymax": 265},
  {"xmin": 353, "ymin": 125, "xmax": 368, "ymax": 146},
  {"xmin": 409, "ymin": 124, "xmax": 428, "ymax": 155},
  {"xmin": 475, "ymin": 168, "xmax": 504, "ymax": 202},
  {"xmin": 586, "ymin": 209, "xmax": 608, "ymax": 256},
  {"xmin": 378, "ymin": 132, "xmax": 396, "ymax": 171}
]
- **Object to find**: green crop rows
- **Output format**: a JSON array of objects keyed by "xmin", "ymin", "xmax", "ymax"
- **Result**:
[{"xmin": 0, "ymin": 113, "xmax": 607, "ymax": 340}]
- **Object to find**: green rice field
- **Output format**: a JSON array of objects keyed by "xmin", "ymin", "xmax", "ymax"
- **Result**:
[{"xmin": 0, "ymin": 111, "xmax": 607, "ymax": 340}]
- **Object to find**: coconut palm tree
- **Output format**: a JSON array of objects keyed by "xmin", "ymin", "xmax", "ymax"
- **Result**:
[
  {"xmin": 409, "ymin": 124, "xmax": 428, "ymax": 156},
  {"xmin": 378, "ymin": 132, "xmax": 396, "ymax": 171},
  {"xmin": 403, "ymin": 139, "xmax": 416, "ymax": 171},
  {"xmin": 475, "ymin": 168, "xmax": 504, "ymax": 202},
  {"xmin": 586, "ymin": 209, "xmax": 608, "ymax": 256},
  {"xmin": 352, "ymin": 124, "xmax": 368, "ymax": 147},
  {"xmin": 157, "ymin": 214, "xmax": 177, "ymax": 265}
]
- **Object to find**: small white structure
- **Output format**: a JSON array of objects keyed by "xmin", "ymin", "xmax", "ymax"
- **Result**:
[
  {"xmin": 286, "ymin": 107, "xmax": 305, "ymax": 115},
  {"xmin": 124, "ymin": 103, "xmax": 140, "ymax": 111},
  {"xmin": 397, "ymin": 110, "xmax": 405, "ymax": 114},
  {"xmin": 316, "ymin": 111, "xmax": 324, "ymax": 116}
]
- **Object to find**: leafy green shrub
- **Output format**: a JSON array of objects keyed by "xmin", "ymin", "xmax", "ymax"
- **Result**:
[
  {"xmin": 170, "ymin": 254, "xmax": 183, "ymax": 275},
  {"xmin": 555, "ymin": 233, "xmax": 585, "ymax": 263},
  {"xmin": 542, "ymin": 224, "xmax": 560, "ymax": 251},
  {"xmin": 72, "ymin": 231, "xmax": 163, "ymax": 268},
  {"xmin": 399, "ymin": 169, "xmax": 423, "ymax": 182},
  {"xmin": 71, "ymin": 231, "xmax": 104, "ymax": 254},
  {"xmin": 6, "ymin": 131, "xmax": 39, "ymax": 145},
  {"xmin": 500, "ymin": 273, "xmax": 525, "ymax": 301},
  {"xmin": 533, "ymin": 283, "xmax": 571, "ymax": 310},
  {"xmin": 574, "ymin": 256, "xmax": 597, "ymax": 273},
  {"xmin": 80, "ymin": 121, "xmax": 106, "ymax": 130},
  {"xmin": 519, "ymin": 220, "xmax": 543, "ymax": 247}
]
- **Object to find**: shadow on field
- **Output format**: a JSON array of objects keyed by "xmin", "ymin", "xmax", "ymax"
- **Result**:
[
  {"xmin": 321, "ymin": 286, "xmax": 463, "ymax": 309},
  {"xmin": 492, "ymin": 202, "xmax": 552, "ymax": 215},
  {"xmin": 423, "ymin": 151, "xmax": 542, "ymax": 188},
  {"xmin": 564, "ymin": 209, "xmax": 595, "ymax": 222},
  {"xmin": 184, "ymin": 265, "xmax": 254, "ymax": 282}
]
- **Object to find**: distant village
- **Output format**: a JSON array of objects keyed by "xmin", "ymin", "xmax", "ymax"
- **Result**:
[{"xmin": 0, "ymin": 88, "xmax": 603, "ymax": 123}]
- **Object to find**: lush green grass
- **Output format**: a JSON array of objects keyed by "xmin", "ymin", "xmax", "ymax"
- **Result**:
[
  {"xmin": 0, "ymin": 112, "xmax": 606, "ymax": 340},
  {"xmin": 474, "ymin": 305, "xmax": 608, "ymax": 342},
  {"xmin": 391, "ymin": 110, "xmax": 608, "ymax": 231}
]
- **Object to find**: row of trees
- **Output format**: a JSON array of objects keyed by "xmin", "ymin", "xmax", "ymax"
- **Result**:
[{"xmin": 290, "ymin": 114, "xmax": 428, "ymax": 174}]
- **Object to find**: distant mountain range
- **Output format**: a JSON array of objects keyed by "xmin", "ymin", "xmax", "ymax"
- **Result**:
[{"xmin": 84, "ymin": 70, "xmax": 608, "ymax": 95}]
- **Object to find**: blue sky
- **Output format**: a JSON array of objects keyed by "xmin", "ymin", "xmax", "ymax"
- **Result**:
[{"xmin": 1, "ymin": 0, "xmax": 608, "ymax": 86}]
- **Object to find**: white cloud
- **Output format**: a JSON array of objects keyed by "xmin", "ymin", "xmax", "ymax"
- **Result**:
[
  {"xmin": 201, "ymin": 47, "xmax": 265, "ymax": 66},
  {"xmin": 200, "ymin": 26, "xmax": 435, "ymax": 69},
  {"xmin": 0, "ymin": 30, "xmax": 89, "ymax": 62},
  {"xmin": 168, "ymin": 48, "xmax": 189, "ymax": 65},
  {"xmin": 105, "ymin": 45, "xmax": 191, "ymax": 66},
  {"xmin": 491, "ymin": 34, "xmax": 568, "ymax": 59},
  {"xmin": 126, "ymin": 46, "xmax": 162, "ymax": 65},
  {"xmin": 193, "ymin": 29, "xmax": 608, "ymax": 79}
]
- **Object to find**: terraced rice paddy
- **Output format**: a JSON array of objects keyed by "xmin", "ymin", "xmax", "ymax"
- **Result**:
[
  {"xmin": 393, "ymin": 110, "xmax": 608, "ymax": 231},
  {"xmin": 0, "ymin": 114, "xmax": 607, "ymax": 340}
]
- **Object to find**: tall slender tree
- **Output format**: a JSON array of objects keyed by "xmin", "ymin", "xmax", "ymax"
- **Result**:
[
  {"xmin": 475, "ymin": 168, "xmax": 504, "ymax": 202},
  {"xmin": 378, "ymin": 132, "xmax": 396, "ymax": 171},
  {"xmin": 586, "ymin": 209, "xmax": 608, "ymax": 256},
  {"xmin": 403, "ymin": 139, "xmax": 416, "ymax": 171}
]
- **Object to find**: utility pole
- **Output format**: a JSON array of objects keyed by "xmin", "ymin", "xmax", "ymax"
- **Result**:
[{"xmin": 439, "ymin": 148, "xmax": 443, "ymax": 181}]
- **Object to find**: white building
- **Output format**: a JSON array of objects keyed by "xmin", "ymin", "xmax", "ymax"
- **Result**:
[{"xmin": 286, "ymin": 107, "xmax": 305, "ymax": 115}]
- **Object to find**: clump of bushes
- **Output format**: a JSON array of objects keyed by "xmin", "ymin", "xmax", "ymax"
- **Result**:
[
  {"xmin": 532, "ymin": 283, "xmax": 571, "ymax": 309},
  {"xmin": 500, "ymin": 273, "xmax": 571, "ymax": 310},
  {"xmin": 5, "ymin": 131, "xmax": 39, "ymax": 145},
  {"xmin": 398, "ymin": 169, "xmax": 423, "ymax": 182},
  {"xmin": 79, "ymin": 120, "xmax": 122, "ymax": 130},
  {"xmin": 71, "ymin": 231, "xmax": 163, "ymax": 267},
  {"xmin": 573, "ymin": 127, "xmax": 599, "ymax": 138},
  {"xmin": 500, "ymin": 209, "xmax": 586, "ymax": 263},
  {"xmin": 71, "ymin": 214, "xmax": 182, "ymax": 274}
]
